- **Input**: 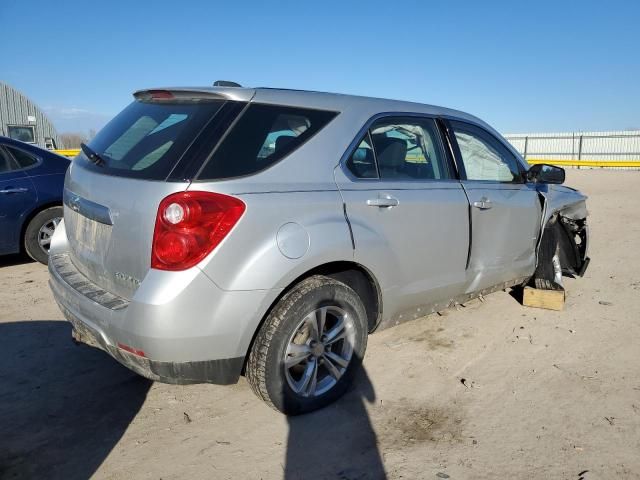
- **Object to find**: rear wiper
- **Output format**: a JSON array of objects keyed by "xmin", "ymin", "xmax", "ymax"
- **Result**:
[{"xmin": 80, "ymin": 143, "xmax": 106, "ymax": 166}]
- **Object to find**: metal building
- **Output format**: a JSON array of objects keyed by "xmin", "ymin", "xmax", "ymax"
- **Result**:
[{"xmin": 0, "ymin": 81, "xmax": 60, "ymax": 149}]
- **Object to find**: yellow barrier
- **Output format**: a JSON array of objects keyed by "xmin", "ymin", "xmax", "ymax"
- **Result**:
[
  {"xmin": 52, "ymin": 148, "xmax": 640, "ymax": 168},
  {"xmin": 527, "ymin": 159, "xmax": 640, "ymax": 168},
  {"xmin": 54, "ymin": 149, "xmax": 80, "ymax": 157}
]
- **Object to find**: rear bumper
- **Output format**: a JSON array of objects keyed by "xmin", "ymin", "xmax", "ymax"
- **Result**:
[
  {"xmin": 57, "ymin": 299, "xmax": 243, "ymax": 384},
  {"xmin": 48, "ymin": 226, "xmax": 281, "ymax": 384}
]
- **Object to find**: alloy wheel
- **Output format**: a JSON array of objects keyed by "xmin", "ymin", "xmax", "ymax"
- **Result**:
[
  {"xmin": 38, "ymin": 217, "xmax": 61, "ymax": 255},
  {"xmin": 284, "ymin": 306, "xmax": 355, "ymax": 398}
]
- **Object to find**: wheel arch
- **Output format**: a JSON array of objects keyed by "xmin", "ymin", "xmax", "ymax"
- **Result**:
[
  {"xmin": 535, "ymin": 192, "xmax": 589, "ymax": 277},
  {"xmin": 19, "ymin": 201, "xmax": 63, "ymax": 252},
  {"xmin": 241, "ymin": 260, "xmax": 382, "ymax": 374}
]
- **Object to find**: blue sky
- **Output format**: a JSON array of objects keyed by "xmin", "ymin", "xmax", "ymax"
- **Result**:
[{"xmin": 3, "ymin": 0, "xmax": 639, "ymax": 134}]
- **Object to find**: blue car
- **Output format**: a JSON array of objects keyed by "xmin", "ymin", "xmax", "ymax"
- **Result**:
[{"xmin": 0, "ymin": 137, "xmax": 70, "ymax": 264}]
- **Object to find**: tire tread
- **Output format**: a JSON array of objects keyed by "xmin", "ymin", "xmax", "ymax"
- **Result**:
[
  {"xmin": 246, "ymin": 275, "xmax": 363, "ymax": 413},
  {"xmin": 24, "ymin": 206, "xmax": 63, "ymax": 264}
]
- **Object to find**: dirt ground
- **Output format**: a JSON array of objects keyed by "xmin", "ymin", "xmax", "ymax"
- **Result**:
[{"xmin": 1, "ymin": 169, "xmax": 639, "ymax": 480}]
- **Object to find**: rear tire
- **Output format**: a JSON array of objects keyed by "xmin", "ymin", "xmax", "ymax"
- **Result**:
[
  {"xmin": 531, "ymin": 219, "xmax": 563, "ymax": 290},
  {"xmin": 246, "ymin": 275, "xmax": 368, "ymax": 415},
  {"xmin": 24, "ymin": 206, "xmax": 63, "ymax": 265}
]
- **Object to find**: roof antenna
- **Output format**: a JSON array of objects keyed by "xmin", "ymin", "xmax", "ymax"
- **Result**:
[{"xmin": 213, "ymin": 80, "xmax": 242, "ymax": 88}]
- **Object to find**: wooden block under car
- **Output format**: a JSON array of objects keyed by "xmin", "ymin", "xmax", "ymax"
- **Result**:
[{"xmin": 522, "ymin": 286, "xmax": 565, "ymax": 311}]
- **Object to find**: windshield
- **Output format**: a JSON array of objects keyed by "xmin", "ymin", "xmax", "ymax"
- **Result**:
[{"xmin": 80, "ymin": 99, "xmax": 224, "ymax": 180}]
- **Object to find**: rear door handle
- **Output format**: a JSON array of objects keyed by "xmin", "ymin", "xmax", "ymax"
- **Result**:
[
  {"xmin": 367, "ymin": 196, "xmax": 399, "ymax": 208},
  {"xmin": 472, "ymin": 198, "xmax": 492, "ymax": 210},
  {"xmin": 0, "ymin": 187, "xmax": 29, "ymax": 194}
]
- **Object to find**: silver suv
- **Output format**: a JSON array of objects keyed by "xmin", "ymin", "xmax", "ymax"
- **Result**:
[{"xmin": 49, "ymin": 85, "xmax": 589, "ymax": 414}]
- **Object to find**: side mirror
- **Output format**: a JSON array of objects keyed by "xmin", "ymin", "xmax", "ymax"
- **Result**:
[{"xmin": 527, "ymin": 163, "xmax": 565, "ymax": 184}]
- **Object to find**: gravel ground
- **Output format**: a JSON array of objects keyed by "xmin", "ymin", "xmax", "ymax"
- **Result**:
[{"xmin": 1, "ymin": 169, "xmax": 639, "ymax": 480}]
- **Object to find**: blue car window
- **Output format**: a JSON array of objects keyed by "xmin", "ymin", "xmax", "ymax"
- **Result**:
[
  {"xmin": 0, "ymin": 147, "xmax": 20, "ymax": 173},
  {"xmin": 5, "ymin": 146, "xmax": 38, "ymax": 169}
]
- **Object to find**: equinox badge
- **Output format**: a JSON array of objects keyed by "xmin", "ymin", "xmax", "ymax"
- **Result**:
[{"xmin": 114, "ymin": 272, "xmax": 141, "ymax": 287}]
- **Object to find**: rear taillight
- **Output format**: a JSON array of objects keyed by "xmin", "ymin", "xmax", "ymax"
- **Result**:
[{"xmin": 151, "ymin": 191, "xmax": 245, "ymax": 271}]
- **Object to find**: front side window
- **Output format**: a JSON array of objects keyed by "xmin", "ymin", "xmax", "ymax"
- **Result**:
[
  {"xmin": 450, "ymin": 121, "xmax": 522, "ymax": 182},
  {"xmin": 7, "ymin": 125, "xmax": 35, "ymax": 143},
  {"xmin": 346, "ymin": 117, "xmax": 450, "ymax": 181},
  {"xmin": 199, "ymin": 104, "xmax": 337, "ymax": 180}
]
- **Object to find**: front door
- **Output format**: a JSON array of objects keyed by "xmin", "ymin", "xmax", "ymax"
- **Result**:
[
  {"xmin": 445, "ymin": 120, "xmax": 542, "ymax": 292},
  {"xmin": 335, "ymin": 116, "xmax": 470, "ymax": 321}
]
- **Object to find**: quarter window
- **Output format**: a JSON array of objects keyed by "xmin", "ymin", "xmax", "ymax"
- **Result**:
[
  {"xmin": 450, "ymin": 121, "xmax": 522, "ymax": 182},
  {"xmin": 198, "ymin": 104, "xmax": 337, "ymax": 180}
]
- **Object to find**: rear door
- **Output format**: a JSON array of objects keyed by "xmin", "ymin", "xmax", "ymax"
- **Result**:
[
  {"xmin": 5, "ymin": 144, "xmax": 69, "ymax": 204},
  {"xmin": 335, "ymin": 116, "xmax": 470, "ymax": 317},
  {"xmin": 0, "ymin": 146, "xmax": 37, "ymax": 253},
  {"xmin": 445, "ymin": 119, "xmax": 541, "ymax": 292}
]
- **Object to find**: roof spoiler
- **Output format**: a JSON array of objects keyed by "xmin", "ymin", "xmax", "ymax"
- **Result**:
[
  {"xmin": 133, "ymin": 85, "xmax": 256, "ymax": 103},
  {"xmin": 133, "ymin": 89, "xmax": 226, "ymax": 102}
]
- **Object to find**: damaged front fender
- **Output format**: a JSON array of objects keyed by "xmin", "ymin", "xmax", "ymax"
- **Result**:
[{"xmin": 536, "ymin": 184, "xmax": 590, "ymax": 277}]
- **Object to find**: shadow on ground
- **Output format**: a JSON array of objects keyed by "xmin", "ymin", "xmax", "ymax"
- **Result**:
[
  {"xmin": 285, "ymin": 367, "xmax": 386, "ymax": 480},
  {"xmin": 0, "ymin": 254, "xmax": 34, "ymax": 268},
  {"xmin": 0, "ymin": 320, "xmax": 151, "ymax": 479},
  {"xmin": 508, "ymin": 286, "xmax": 524, "ymax": 305}
]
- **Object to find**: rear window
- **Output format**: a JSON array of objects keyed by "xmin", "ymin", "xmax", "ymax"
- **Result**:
[
  {"xmin": 197, "ymin": 104, "xmax": 337, "ymax": 180},
  {"xmin": 80, "ymin": 100, "xmax": 224, "ymax": 180}
]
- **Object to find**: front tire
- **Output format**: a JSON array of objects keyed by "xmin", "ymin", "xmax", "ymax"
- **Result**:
[
  {"xmin": 24, "ymin": 206, "xmax": 63, "ymax": 265},
  {"xmin": 246, "ymin": 275, "xmax": 368, "ymax": 415},
  {"xmin": 531, "ymin": 219, "xmax": 563, "ymax": 290}
]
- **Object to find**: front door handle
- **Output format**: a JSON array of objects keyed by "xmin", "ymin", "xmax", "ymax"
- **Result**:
[
  {"xmin": 472, "ymin": 198, "xmax": 492, "ymax": 210},
  {"xmin": 0, "ymin": 187, "xmax": 29, "ymax": 194},
  {"xmin": 367, "ymin": 196, "xmax": 399, "ymax": 208}
]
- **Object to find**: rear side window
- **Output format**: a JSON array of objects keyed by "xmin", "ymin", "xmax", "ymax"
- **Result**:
[
  {"xmin": 5, "ymin": 146, "xmax": 38, "ymax": 169},
  {"xmin": 0, "ymin": 148, "xmax": 18, "ymax": 173},
  {"xmin": 80, "ymin": 100, "xmax": 224, "ymax": 180},
  {"xmin": 346, "ymin": 134, "xmax": 377, "ymax": 179},
  {"xmin": 346, "ymin": 117, "xmax": 451, "ymax": 181},
  {"xmin": 198, "ymin": 104, "xmax": 337, "ymax": 180}
]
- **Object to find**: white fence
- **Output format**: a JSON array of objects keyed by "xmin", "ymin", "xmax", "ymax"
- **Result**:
[{"xmin": 504, "ymin": 130, "xmax": 640, "ymax": 169}]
